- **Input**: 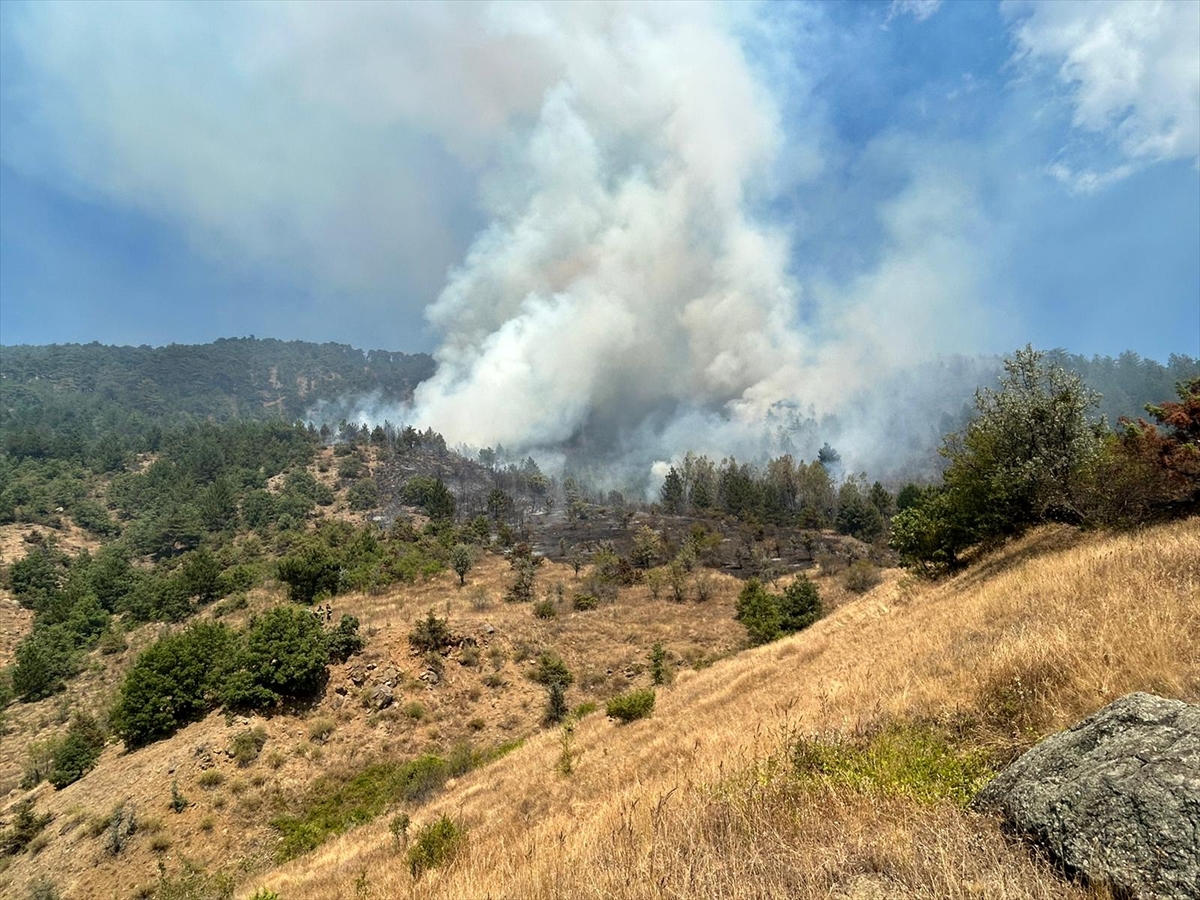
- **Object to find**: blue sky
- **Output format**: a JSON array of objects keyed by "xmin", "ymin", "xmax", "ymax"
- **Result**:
[{"xmin": 0, "ymin": 0, "xmax": 1197, "ymax": 363}]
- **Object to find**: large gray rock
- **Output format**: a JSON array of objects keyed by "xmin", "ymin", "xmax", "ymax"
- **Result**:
[{"xmin": 975, "ymin": 692, "xmax": 1199, "ymax": 899}]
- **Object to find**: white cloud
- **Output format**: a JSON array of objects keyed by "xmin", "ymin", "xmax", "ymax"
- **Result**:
[
  {"xmin": 1004, "ymin": 0, "xmax": 1200, "ymax": 188},
  {"xmin": 886, "ymin": 1, "xmax": 944, "ymax": 25}
]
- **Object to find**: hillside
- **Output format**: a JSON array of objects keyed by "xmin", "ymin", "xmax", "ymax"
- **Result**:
[
  {"xmin": 1, "ymin": 517, "xmax": 1193, "ymax": 899},
  {"xmin": 0, "ymin": 338, "xmax": 434, "ymax": 427},
  {"xmin": 256, "ymin": 519, "xmax": 1198, "ymax": 900}
]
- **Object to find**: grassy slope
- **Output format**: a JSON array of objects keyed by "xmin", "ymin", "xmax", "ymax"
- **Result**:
[{"xmin": 257, "ymin": 519, "xmax": 1200, "ymax": 900}]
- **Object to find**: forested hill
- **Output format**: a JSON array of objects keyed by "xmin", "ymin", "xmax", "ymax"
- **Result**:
[
  {"xmin": 0, "ymin": 338, "xmax": 435, "ymax": 426},
  {"xmin": 1049, "ymin": 349, "xmax": 1199, "ymax": 427}
]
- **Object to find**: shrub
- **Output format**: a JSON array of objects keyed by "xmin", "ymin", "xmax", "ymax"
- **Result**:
[
  {"xmin": 734, "ymin": 578, "xmax": 782, "ymax": 646},
  {"xmin": 26, "ymin": 877, "xmax": 62, "ymax": 900},
  {"xmin": 12, "ymin": 624, "xmax": 80, "ymax": 701},
  {"xmin": 49, "ymin": 712, "xmax": 107, "ymax": 788},
  {"xmin": 407, "ymin": 815, "xmax": 465, "ymax": 878},
  {"xmin": 327, "ymin": 614, "xmax": 365, "ymax": 662},
  {"xmin": 545, "ymin": 682, "xmax": 569, "ymax": 725},
  {"xmin": 170, "ymin": 780, "xmax": 189, "ymax": 813},
  {"xmin": 308, "ymin": 717, "xmax": 336, "ymax": 743},
  {"xmin": 221, "ymin": 606, "xmax": 330, "ymax": 708},
  {"xmin": 843, "ymin": 560, "xmax": 882, "ymax": 594},
  {"xmin": 649, "ymin": 642, "xmax": 668, "ymax": 686},
  {"xmin": 112, "ymin": 621, "xmax": 237, "ymax": 748},
  {"xmin": 606, "ymin": 688, "xmax": 655, "ymax": 723},
  {"xmin": 408, "ymin": 611, "xmax": 454, "ymax": 654},
  {"xmin": 530, "ymin": 652, "xmax": 573, "ymax": 689},
  {"xmin": 532, "ymin": 599, "xmax": 557, "ymax": 619},
  {"xmin": 404, "ymin": 702, "xmax": 427, "ymax": 721},
  {"xmin": 0, "ymin": 799, "xmax": 52, "ymax": 855},
  {"xmin": 450, "ymin": 544, "xmax": 474, "ymax": 586},
  {"xmin": 347, "ymin": 477, "xmax": 379, "ymax": 510},
  {"xmin": 780, "ymin": 575, "xmax": 822, "ymax": 632},
  {"xmin": 230, "ymin": 727, "xmax": 269, "ymax": 766},
  {"xmin": 198, "ymin": 769, "xmax": 224, "ymax": 789},
  {"xmin": 571, "ymin": 593, "xmax": 598, "ymax": 611},
  {"xmin": 104, "ymin": 801, "xmax": 137, "ymax": 855}
]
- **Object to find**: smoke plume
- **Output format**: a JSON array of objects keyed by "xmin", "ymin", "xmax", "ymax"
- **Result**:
[{"xmin": 406, "ymin": 4, "xmax": 811, "ymax": 460}]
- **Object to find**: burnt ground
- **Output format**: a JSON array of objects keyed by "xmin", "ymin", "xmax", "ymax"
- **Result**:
[{"xmin": 365, "ymin": 445, "xmax": 890, "ymax": 578}]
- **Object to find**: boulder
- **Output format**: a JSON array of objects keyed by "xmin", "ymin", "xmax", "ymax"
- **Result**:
[
  {"xmin": 975, "ymin": 692, "xmax": 1199, "ymax": 899},
  {"xmin": 369, "ymin": 684, "xmax": 394, "ymax": 710}
]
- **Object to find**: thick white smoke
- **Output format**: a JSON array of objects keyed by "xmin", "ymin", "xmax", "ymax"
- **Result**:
[{"xmin": 405, "ymin": 3, "xmax": 813, "ymax": 456}]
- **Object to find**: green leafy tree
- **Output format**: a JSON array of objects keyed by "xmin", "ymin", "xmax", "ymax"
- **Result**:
[
  {"xmin": 943, "ymin": 345, "xmax": 1105, "ymax": 533},
  {"xmin": 659, "ymin": 467, "xmax": 685, "ymax": 513},
  {"xmin": 12, "ymin": 625, "xmax": 79, "ymax": 700},
  {"xmin": 892, "ymin": 346, "xmax": 1107, "ymax": 573},
  {"xmin": 779, "ymin": 576, "xmax": 822, "ymax": 632},
  {"xmin": 222, "ymin": 606, "xmax": 329, "ymax": 707},
  {"xmin": 48, "ymin": 712, "xmax": 107, "ymax": 789},
  {"xmin": 327, "ymin": 615, "xmax": 365, "ymax": 663},
  {"xmin": 111, "ymin": 621, "xmax": 236, "ymax": 748},
  {"xmin": 450, "ymin": 544, "xmax": 474, "ymax": 586},
  {"xmin": 277, "ymin": 540, "xmax": 341, "ymax": 604},
  {"xmin": 734, "ymin": 579, "xmax": 782, "ymax": 646},
  {"xmin": 178, "ymin": 547, "xmax": 224, "ymax": 605}
]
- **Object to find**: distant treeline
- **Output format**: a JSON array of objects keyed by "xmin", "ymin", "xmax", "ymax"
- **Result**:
[
  {"xmin": 1049, "ymin": 349, "xmax": 1198, "ymax": 427},
  {"xmin": 0, "ymin": 336, "xmax": 434, "ymax": 430}
]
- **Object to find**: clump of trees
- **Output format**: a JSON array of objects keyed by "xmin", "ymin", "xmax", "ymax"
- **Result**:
[
  {"xmin": 657, "ymin": 450, "xmax": 892, "ymax": 539},
  {"xmin": 891, "ymin": 348, "xmax": 1199, "ymax": 574},
  {"xmin": 111, "ymin": 607, "xmax": 363, "ymax": 749},
  {"xmin": 735, "ymin": 576, "xmax": 823, "ymax": 645}
]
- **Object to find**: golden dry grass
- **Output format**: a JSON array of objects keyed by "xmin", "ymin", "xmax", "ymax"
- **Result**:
[
  {"xmin": 0, "ymin": 551, "xmax": 746, "ymax": 898},
  {"xmin": 254, "ymin": 519, "xmax": 1199, "ymax": 900}
]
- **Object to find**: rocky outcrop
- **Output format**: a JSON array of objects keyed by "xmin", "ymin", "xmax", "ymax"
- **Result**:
[{"xmin": 975, "ymin": 692, "xmax": 1199, "ymax": 899}]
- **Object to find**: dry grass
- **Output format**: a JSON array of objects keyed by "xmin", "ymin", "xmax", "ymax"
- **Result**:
[
  {"xmin": 255, "ymin": 519, "xmax": 1198, "ymax": 900},
  {"xmin": 0, "ymin": 546, "xmax": 747, "ymax": 898}
]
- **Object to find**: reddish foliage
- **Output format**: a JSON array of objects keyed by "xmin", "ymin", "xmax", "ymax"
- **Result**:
[{"xmin": 1116, "ymin": 378, "xmax": 1200, "ymax": 506}]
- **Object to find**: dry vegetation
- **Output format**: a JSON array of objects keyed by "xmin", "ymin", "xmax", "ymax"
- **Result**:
[
  {"xmin": 0, "ymin": 548, "xmax": 747, "ymax": 898},
  {"xmin": 254, "ymin": 519, "xmax": 1198, "ymax": 900},
  {"xmin": 1, "ymin": 518, "xmax": 1195, "ymax": 899}
]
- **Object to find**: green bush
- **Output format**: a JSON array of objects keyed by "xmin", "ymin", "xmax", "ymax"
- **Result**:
[
  {"xmin": 530, "ymin": 652, "xmax": 573, "ymax": 689},
  {"xmin": 407, "ymin": 815, "xmax": 465, "ymax": 878},
  {"xmin": 347, "ymin": 477, "xmax": 379, "ymax": 510},
  {"xmin": 327, "ymin": 614, "xmax": 365, "ymax": 662},
  {"xmin": 649, "ymin": 641, "xmax": 668, "ymax": 686},
  {"xmin": 545, "ymin": 682, "xmax": 569, "ymax": 725},
  {"xmin": 735, "ymin": 576, "xmax": 822, "ymax": 645},
  {"xmin": 0, "ymin": 799, "xmax": 52, "ymax": 855},
  {"xmin": 48, "ymin": 712, "xmax": 106, "ymax": 788},
  {"xmin": 230, "ymin": 727, "xmax": 269, "ymax": 766},
  {"xmin": 408, "ymin": 611, "xmax": 454, "ymax": 654},
  {"xmin": 532, "ymin": 599, "xmax": 557, "ymax": 619},
  {"xmin": 112, "ymin": 621, "xmax": 237, "ymax": 748},
  {"xmin": 221, "ymin": 606, "xmax": 330, "ymax": 708},
  {"xmin": 571, "ymin": 593, "xmax": 598, "ymax": 611},
  {"xmin": 780, "ymin": 575, "xmax": 822, "ymax": 632},
  {"xmin": 734, "ymin": 579, "xmax": 781, "ymax": 646},
  {"xmin": 606, "ymin": 688, "xmax": 655, "ymax": 723},
  {"xmin": 12, "ymin": 624, "xmax": 79, "ymax": 701}
]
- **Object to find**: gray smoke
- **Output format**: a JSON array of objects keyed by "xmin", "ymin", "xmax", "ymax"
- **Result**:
[{"xmin": 398, "ymin": 3, "xmax": 994, "ymax": 483}]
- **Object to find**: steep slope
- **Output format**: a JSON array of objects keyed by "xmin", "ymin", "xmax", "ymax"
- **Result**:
[{"xmin": 258, "ymin": 520, "xmax": 1199, "ymax": 900}]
